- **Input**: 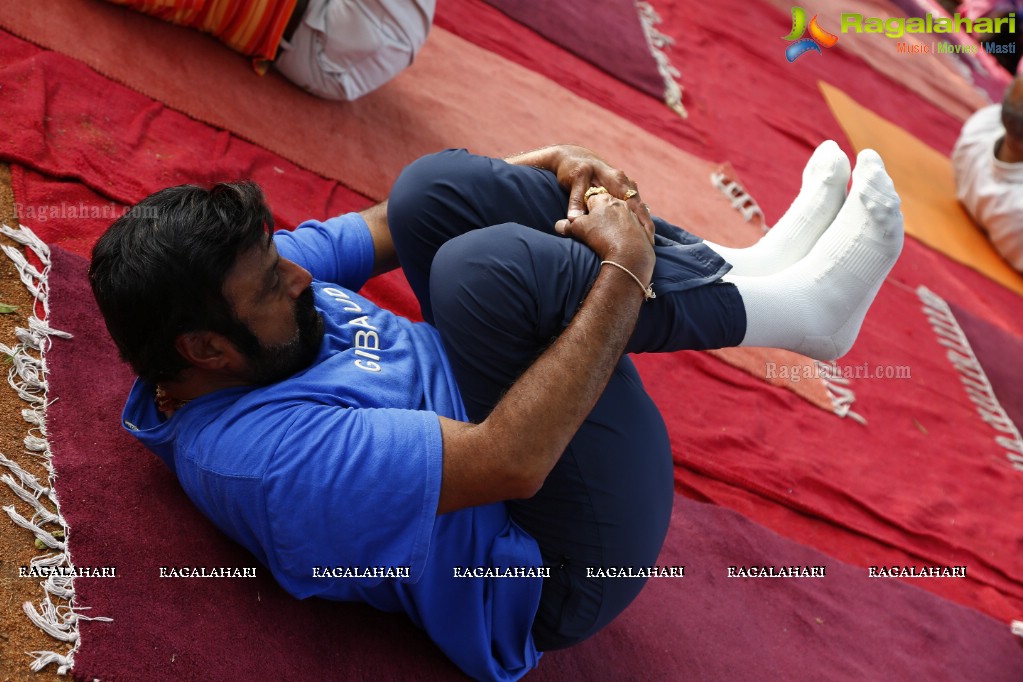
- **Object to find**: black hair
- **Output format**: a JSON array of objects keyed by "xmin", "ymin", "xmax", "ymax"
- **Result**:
[{"xmin": 89, "ymin": 182, "xmax": 272, "ymax": 383}]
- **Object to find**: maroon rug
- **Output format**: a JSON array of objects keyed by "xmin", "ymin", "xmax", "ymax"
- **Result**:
[
  {"xmin": 949, "ymin": 300, "xmax": 1023, "ymax": 434},
  {"xmin": 478, "ymin": 0, "xmax": 666, "ymax": 100},
  {"xmin": 47, "ymin": 244, "xmax": 1023, "ymax": 680}
]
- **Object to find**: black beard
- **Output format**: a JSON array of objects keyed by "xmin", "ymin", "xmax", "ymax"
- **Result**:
[{"xmin": 245, "ymin": 287, "xmax": 325, "ymax": 385}]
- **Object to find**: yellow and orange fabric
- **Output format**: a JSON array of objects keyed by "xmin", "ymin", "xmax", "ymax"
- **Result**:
[{"xmin": 107, "ymin": 0, "xmax": 296, "ymax": 72}]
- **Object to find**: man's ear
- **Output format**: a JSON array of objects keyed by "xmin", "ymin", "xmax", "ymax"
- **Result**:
[{"xmin": 174, "ymin": 331, "xmax": 240, "ymax": 372}]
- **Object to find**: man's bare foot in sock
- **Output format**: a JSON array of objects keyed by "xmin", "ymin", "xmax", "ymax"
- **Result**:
[
  {"xmin": 728, "ymin": 149, "xmax": 904, "ymax": 361},
  {"xmin": 706, "ymin": 140, "xmax": 850, "ymax": 276}
]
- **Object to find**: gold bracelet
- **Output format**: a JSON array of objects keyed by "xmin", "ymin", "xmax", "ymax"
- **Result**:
[{"xmin": 600, "ymin": 260, "xmax": 656, "ymax": 301}]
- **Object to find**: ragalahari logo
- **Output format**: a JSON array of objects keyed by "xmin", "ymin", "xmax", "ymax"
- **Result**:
[{"xmin": 783, "ymin": 6, "xmax": 839, "ymax": 61}]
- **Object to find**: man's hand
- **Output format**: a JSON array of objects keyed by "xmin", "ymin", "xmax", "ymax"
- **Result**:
[
  {"xmin": 555, "ymin": 191, "xmax": 654, "ymax": 286},
  {"xmin": 506, "ymin": 145, "xmax": 654, "ymax": 238}
]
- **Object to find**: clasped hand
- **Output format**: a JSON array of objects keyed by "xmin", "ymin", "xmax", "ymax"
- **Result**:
[{"xmin": 544, "ymin": 145, "xmax": 655, "ymax": 280}]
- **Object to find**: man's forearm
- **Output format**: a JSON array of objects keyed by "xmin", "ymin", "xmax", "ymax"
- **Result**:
[
  {"xmin": 480, "ymin": 263, "xmax": 646, "ymax": 487},
  {"xmin": 504, "ymin": 145, "xmax": 568, "ymax": 171},
  {"xmin": 436, "ymin": 254, "xmax": 649, "ymax": 514},
  {"xmin": 360, "ymin": 201, "xmax": 399, "ymax": 276}
]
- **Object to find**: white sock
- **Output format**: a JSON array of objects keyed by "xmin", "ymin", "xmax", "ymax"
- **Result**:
[
  {"xmin": 728, "ymin": 149, "xmax": 903, "ymax": 361},
  {"xmin": 706, "ymin": 140, "xmax": 850, "ymax": 276}
]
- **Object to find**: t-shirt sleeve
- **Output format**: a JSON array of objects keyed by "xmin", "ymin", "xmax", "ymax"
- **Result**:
[
  {"xmin": 273, "ymin": 213, "xmax": 376, "ymax": 291},
  {"xmin": 259, "ymin": 404, "xmax": 443, "ymax": 598}
]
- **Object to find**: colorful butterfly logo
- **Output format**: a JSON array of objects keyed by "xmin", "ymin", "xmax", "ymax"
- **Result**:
[{"xmin": 783, "ymin": 6, "xmax": 839, "ymax": 62}]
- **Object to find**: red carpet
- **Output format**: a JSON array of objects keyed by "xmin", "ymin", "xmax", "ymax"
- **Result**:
[
  {"xmin": 0, "ymin": 24, "xmax": 845, "ymax": 412},
  {"xmin": 650, "ymin": 268, "xmax": 1023, "ymax": 621},
  {"xmin": 437, "ymin": 0, "xmax": 966, "ymax": 222},
  {"xmin": 1, "ymin": 0, "xmax": 967, "ymax": 220}
]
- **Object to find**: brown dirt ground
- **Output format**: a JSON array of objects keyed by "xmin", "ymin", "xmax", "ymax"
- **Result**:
[{"xmin": 0, "ymin": 163, "xmax": 68, "ymax": 680}]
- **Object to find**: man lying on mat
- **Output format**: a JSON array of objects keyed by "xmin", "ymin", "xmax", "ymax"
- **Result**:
[
  {"xmin": 89, "ymin": 142, "xmax": 903, "ymax": 681},
  {"xmin": 953, "ymin": 72, "xmax": 1023, "ymax": 273},
  {"xmin": 103, "ymin": 0, "xmax": 434, "ymax": 100}
]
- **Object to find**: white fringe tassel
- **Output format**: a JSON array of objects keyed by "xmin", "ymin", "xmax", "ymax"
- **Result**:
[
  {"xmin": 917, "ymin": 285, "xmax": 1023, "ymax": 472},
  {"xmin": 816, "ymin": 361, "xmax": 866, "ymax": 425},
  {"xmin": 710, "ymin": 169, "xmax": 766, "ymax": 225},
  {"xmin": 636, "ymin": 1, "xmax": 687, "ymax": 118},
  {"xmin": 0, "ymin": 223, "xmax": 106, "ymax": 675}
]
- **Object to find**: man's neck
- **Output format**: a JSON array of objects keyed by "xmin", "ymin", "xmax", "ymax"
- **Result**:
[
  {"xmin": 996, "ymin": 136, "xmax": 1023, "ymax": 164},
  {"xmin": 158, "ymin": 370, "xmax": 250, "ymax": 407}
]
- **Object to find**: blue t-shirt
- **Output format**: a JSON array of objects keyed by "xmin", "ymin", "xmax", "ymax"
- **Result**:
[{"xmin": 121, "ymin": 214, "xmax": 543, "ymax": 680}]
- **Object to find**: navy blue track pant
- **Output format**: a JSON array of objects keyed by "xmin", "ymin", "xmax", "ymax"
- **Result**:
[{"xmin": 387, "ymin": 149, "xmax": 746, "ymax": 650}]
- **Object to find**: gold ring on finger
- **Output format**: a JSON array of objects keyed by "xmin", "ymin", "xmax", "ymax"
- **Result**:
[{"xmin": 584, "ymin": 186, "xmax": 609, "ymax": 200}]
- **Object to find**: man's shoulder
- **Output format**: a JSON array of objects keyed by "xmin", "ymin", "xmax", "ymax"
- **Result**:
[
  {"xmin": 273, "ymin": 212, "xmax": 375, "ymax": 290},
  {"xmin": 170, "ymin": 389, "xmax": 290, "ymax": 477},
  {"xmin": 282, "ymin": 211, "xmax": 367, "ymax": 234},
  {"xmin": 175, "ymin": 376, "xmax": 410, "ymax": 461},
  {"xmin": 953, "ymin": 105, "xmax": 1006, "ymax": 192},
  {"xmin": 957, "ymin": 104, "xmax": 1004, "ymax": 151}
]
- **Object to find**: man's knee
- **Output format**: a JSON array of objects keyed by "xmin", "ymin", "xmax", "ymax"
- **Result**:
[
  {"xmin": 428, "ymin": 225, "xmax": 538, "ymax": 320},
  {"xmin": 429, "ymin": 224, "xmax": 603, "ymax": 373},
  {"xmin": 388, "ymin": 149, "xmax": 486, "ymax": 237}
]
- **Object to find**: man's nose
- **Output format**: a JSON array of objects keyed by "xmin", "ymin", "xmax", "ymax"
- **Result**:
[{"xmin": 282, "ymin": 258, "xmax": 313, "ymax": 298}]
